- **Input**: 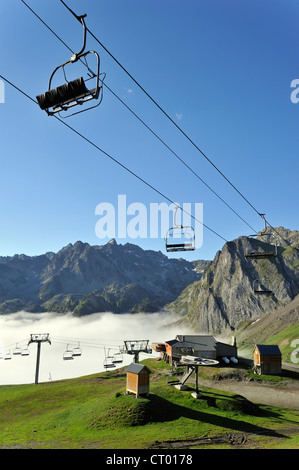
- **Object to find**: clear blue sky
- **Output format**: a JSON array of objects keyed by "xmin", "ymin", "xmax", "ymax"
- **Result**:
[{"xmin": 0, "ymin": 0, "xmax": 298, "ymax": 261}]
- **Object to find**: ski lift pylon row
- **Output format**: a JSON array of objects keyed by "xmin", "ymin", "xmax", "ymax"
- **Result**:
[{"xmin": 36, "ymin": 13, "xmax": 105, "ymax": 118}]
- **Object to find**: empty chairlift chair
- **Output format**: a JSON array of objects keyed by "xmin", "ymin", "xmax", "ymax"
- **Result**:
[
  {"xmin": 63, "ymin": 344, "xmax": 74, "ymax": 361},
  {"xmin": 165, "ymin": 206, "xmax": 195, "ymax": 252},
  {"xmin": 112, "ymin": 352, "xmax": 123, "ymax": 364},
  {"xmin": 253, "ymin": 279, "xmax": 272, "ymax": 295},
  {"xmin": 103, "ymin": 348, "xmax": 116, "ymax": 369},
  {"xmin": 21, "ymin": 346, "xmax": 30, "ymax": 357},
  {"xmin": 13, "ymin": 343, "xmax": 22, "ymax": 356},
  {"xmin": 72, "ymin": 342, "xmax": 82, "ymax": 357},
  {"xmin": 36, "ymin": 13, "xmax": 105, "ymax": 118},
  {"xmin": 4, "ymin": 350, "xmax": 12, "ymax": 360},
  {"xmin": 245, "ymin": 214, "xmax": 278, "ymax": 259}
]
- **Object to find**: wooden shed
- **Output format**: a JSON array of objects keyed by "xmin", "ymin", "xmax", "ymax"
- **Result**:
[
  {"xmin": 253, "ymin": 344, "xmax": 282, "ymax": 375},
  {"xmin": 126, "ymin": 363, "xmax": 151, "ymax": 397}
]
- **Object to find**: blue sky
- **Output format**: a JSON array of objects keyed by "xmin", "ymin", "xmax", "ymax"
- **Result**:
[{"xmin": 0, "ymin": 0, "xmax": 298, "ymax": 261}]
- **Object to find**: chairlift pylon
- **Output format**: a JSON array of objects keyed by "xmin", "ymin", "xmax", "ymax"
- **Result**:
[
  {"xmin": 36, "ymin": 13, "xmax": 105, "ymax": 118},
  {"xmin": 165, "ymin": 206, "xmax": 195, "ymax": 252}
]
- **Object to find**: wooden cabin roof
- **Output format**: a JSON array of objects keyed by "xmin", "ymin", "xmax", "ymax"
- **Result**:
[
  {"xmin": 254, "ymin": 344, "xmax": 281, "ymax": 356},
  {"xmin": 126, "ymin": 363, "xmax": 151, "ymax": 375}
]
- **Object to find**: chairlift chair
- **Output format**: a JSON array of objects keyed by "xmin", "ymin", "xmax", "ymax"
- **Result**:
[
  {"xmin": 72, "ymin": 342, "xmax": 82, "ymax": 357},
  {"xmin": 253, "ymin": 279, "xmax": 272, "ymax": 295},
  {"xmin": 36, "ymin": 13, "xmax": 105, "ymax": 118},
  {"xmin": 245, "ymin": 242, "xmax": 277, "ymax": 259},
  {"xmin": 112, "ymin": 352, "xmax": 123, "ymax": 364},
  {"xmin": 103, "ymin": 348, "xmax": 116, "ymax": 369},
  {"xmin": 165, "ymin": 206, "xmax": 195, "ymax": 252},
  {"xmin": 21, "ymin": 347, "xmax": 30, "ymax": 357},
  {"xmin": 4, "ymin": 350, "xmax": 12, "ymax": 360},
  {"xmin": 63, "ymin": 344, "xmax": 74, "ymax": 360},
  {"xmin": 245, "ymin": 214, "xmax": 277, "ymax": 259},
  {"xmin": 13, "ymin": 343, "xmax": 22, "ymax": 356}
]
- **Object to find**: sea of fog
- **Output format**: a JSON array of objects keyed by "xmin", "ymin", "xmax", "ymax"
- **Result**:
[{"xmin": 0, "ymin": 311, "xmax": 191, "ymax": 385}]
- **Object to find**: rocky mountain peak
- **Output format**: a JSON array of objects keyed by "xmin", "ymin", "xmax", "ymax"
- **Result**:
[{"xmin": 166, "ymin": 227, "xmax": 299, "ymax": 334}]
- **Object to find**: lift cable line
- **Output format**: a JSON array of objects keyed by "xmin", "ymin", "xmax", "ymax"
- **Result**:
[
  {"xmin": 0, "ymin": 74, "xmax": 228, "ymax": 244},
  {"xmin": 21, "ymin": 1, "xmax": 293, "ymax": 251},
  {"xmin": 59, "ymin": 0, "xmax": 267, "ymax": 224},
  {"xmin": 20, "ymin": 0, "xmax": 257, "ymax": 233}
]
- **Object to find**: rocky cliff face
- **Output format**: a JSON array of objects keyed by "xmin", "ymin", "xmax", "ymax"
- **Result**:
[
  {"xmin": 166, "ymin": 227, "xmax": 299, "ymax": 333},
  {"xmin": 0, "ymin": 239, "xmax": 202, "ymax": 315}
]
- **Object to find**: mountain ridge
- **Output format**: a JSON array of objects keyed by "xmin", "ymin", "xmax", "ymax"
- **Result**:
[
  {"xmin": 0, "ymin": 239, "xmax": 206, "ymax": 315},
  {"xmin": 166, "ymin": 226, "xmax": 299, "ymax": 333}
]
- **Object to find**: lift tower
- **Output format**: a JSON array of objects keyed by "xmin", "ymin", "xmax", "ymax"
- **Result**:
[{"xmin": 28, "ymin": 334, "xmax": 51, "ymax": 384}]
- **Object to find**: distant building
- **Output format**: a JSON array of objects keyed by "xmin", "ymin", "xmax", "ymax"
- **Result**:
[
  {"xmin": 126, "ymin": 363, "xmax": 151, "ymax": 397},
  {"xmin": 152, "ymin": 335, "xmax": 238, "ymax": 365},
  {"xmin": 253, "ymin": 344, "xmax": 282, "ymax": 375}
]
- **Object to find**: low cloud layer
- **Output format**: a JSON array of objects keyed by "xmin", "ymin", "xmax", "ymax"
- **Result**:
[{"xmin": 0, "ymin": 311, "xmax": 189, "ymax": 385}]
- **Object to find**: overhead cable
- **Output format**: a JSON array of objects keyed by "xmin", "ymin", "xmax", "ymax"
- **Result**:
[
  {"xmin": 59, "ymin": 0, "xmax": 265, "ymax": 222},
  {"xmin": 0, "ymin": 74, "xmax": 228, "ymax": 243},
  {"xmin": 20, "ymin": 0, "xmax": 257, "ymax": 233}
]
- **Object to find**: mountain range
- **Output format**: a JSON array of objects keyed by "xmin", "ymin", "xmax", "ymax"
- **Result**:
[
  {"xmin": 0, "ymin": 239, "xmax": 208, "ymax": 316},
  {"xmin": 0, "ymin": 227, "xmax": 298, "ymax": 337}
]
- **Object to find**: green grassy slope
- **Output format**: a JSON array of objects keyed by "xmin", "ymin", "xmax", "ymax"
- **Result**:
[{"xmin": 0, "ymin": 359, "xmax": 298, "ymax": 449}]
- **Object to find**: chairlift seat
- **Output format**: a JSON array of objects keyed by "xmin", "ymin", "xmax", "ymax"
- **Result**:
[
  {"xmin": 165, "ymin": 225, "xmax": 195, "ymax": 253},
  {"xmin": 36, "ymin": 77, "xmax": 93, "ymax": 111},
  {"xmin": 245, "ymin": 250, "xmax": 276, "ymax": 259},
  {"xmin": 166, "ymin": 242, "xmax": 195, "ymax": 252},
  {"xmin": 63, "ymin": 353, "xmax": 74, "ymax": 360},
  {"xmin": 104, "ymin": 362, "xmax": 116, "ymax": 369},
  {"xmin": 63, "ymin": 345, "xmax": 74, "ymax": 360},
  {"xmin": 72, "ymin": 348, "xmax": 82, "ymax": 357},
  {"xmin": 112, "ymin": 354, "xmax": 123, "ymax": 364},
  {"xmin": 254, "ymin": 289, "xmax": 272, "ymax": 295},
  {"xmin": 13, "ymin": 345, "xmax": 22, "ymax": 355}
]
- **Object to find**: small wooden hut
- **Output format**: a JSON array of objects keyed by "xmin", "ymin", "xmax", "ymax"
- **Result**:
[
  {"xmin": 126, "ymin": 363, "xmax": 151, "ymax": 397},
  {"xmin": 253, "ymin": 344, "xmax": 282, "ymax": 375}
]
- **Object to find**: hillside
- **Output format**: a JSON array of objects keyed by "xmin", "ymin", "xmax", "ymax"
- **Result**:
[
  {"xmin": 0, "ymin": 240, "xmax": 202, "ymax": 315},
  {"xmin": 235, "ymin": 293, "xmax": 299, "ymax": 361},
  {"xmin": 0, "ymin": 358, "xmax": 298, "ymax": 449},
  {"xmin": 166, "ymin": 227, "xmax": 299, "ymax": 334}
]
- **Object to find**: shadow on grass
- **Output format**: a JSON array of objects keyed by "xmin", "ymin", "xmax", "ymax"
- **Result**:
[{"xmin": 138, "ymin": 393, "xmax": 287, "ymax": 440}]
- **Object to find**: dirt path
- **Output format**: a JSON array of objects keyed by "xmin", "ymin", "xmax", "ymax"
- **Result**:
[{"xmin": 197, "ymin": 378, "xmax": 299, "ymax": 410}]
